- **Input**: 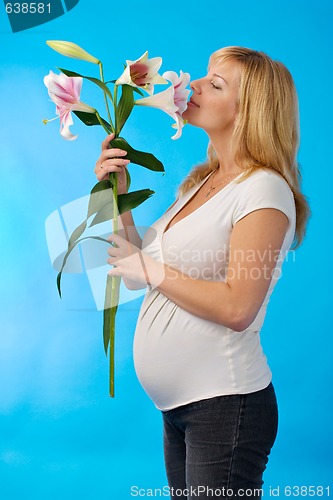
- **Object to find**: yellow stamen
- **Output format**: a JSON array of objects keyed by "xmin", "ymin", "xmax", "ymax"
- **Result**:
[{"xmin": 42, "ymin": 116, "xmax": 59, "ymax": 125}]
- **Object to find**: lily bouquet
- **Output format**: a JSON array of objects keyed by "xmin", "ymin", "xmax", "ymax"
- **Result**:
[{"xmin": 43, "ymin": 40, "xmax": 190, "ymax": 397}]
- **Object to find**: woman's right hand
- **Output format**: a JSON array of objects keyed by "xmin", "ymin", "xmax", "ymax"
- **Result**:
[{"xmin": 94, "ymin": 133, "xmax": 130, "ymax": 194}]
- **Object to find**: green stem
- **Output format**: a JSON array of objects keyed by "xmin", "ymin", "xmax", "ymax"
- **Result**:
[
  {"xmin": 114, "ymin": 84, "xmax": 118, "ymax": 136},
  {"xmin": 103, "ymin": 275, "xmax": 119, "ymax": 398},
  {"xmin": 98, "ymin": 61, "xmax": 120, "ymax": 396},
  {"xmin": 111, "ymin": 171, "xmax": 118, "ymax": 232},
  {"xmin": 109, "ymin": 303, "xmax": 116, "ymax": 397},
  {"xmin": 109, "ymin": 170, "xmax": 119, "ymax": 397},
  {"xmin": 95, "ymin": 110, "xmax": 114, "ymax": 135},
  {"xmin": 99, "ymin": 62, "xmax": 113, "ymax": 125}
]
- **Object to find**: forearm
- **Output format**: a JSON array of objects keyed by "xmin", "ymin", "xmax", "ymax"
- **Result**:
[
  {"xmin": 111, "ymin": 209, "xmax": 286, "ymax": 324},
  {"xmin": 144, "ymin": 210, "xmax": 289, "ymax": 330},
  {"xmin": 146, "ymin": 259, "xmax": 248, "ymax": 331}
]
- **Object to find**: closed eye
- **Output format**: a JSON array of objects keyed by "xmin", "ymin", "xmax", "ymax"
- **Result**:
[{"xmin": 211, "ymin": 81, "xmax": 221, "ymax": 90}]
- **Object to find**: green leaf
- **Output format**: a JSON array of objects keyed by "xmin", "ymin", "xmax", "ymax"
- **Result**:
[
  {"xmin": 103, "ymin": 274, "xmax": 121, "ymax": 397},
  {"xmin": 103, "ymin": 274, "xmax": 120, "ymax": 356},
  {"xmin": 91, "ymin": 179, "xmax": 113, "ymax": 194},
  {"xmin": 110, "ymin": 137, "xmax": 165, "ymax": 172},
  {"xmin": 88, "ymin": 180, "xmax": 114, "ymax": 217},
  {"xmin": 57, "ymin": 235, "xmax": 110, "ymax": 297},
  {"xmin": 89, "ymin": 189, "xmax": 154, "ymax": 228},
  {"xmin": 90, "ymin": 202, "xmax": 114, "ymax": 227},
  {"xmin": 57, "ymin": 187, "xmax": 154, "ymax": 297},
  {"xmin": 66, "ymin": 180, "xmax": 113, "ymax": 249},
  {"xmin": 103, "ymin": 306, "xmax": 112, "ymax": 355},
  {"xmin": 67, "ymin": 219, "xmax": 88, "ymax": 249},
  {"xmin": 132, "ymin": 87, "xmax": 144, "ymax": 96},
  {"xmin": 125, "ymin": 168, "xmax": 131, "ymax": 192},
  {"xmin": 118, "ymin": 189, "xmax": 155, "ymax": 214},
  {"xmin": 73, "ymin": 111, "xmax": 111, "ymax": 131},
  {"xmin": 58, "ymin": 182, "xmax": 113, "ymax": 295},
  {"xmin": 58, "ymin": 67, "xmax": 113, "ymax": 100},
  {"xmin": 103, "ymin": 276, "xmax": 112, "ymax": 354},
  {"xmin": 115, "ymin": 85, "xmax": 134, "ymax": 135}
]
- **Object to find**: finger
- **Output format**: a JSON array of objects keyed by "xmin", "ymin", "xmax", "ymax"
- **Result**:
[
  {"xmin": 100, "ymin": 148, "xmax": 128, "ymax": 162},
  {"xmin": 101, "ymin": 133, "xmax": 115, "ymax": 151},
  {"xmin": 100, "ymin": 159, "xmax": 130, "ymax": 174},
  {"xmin": 103, "ymin": 158, "xmax": 130, "ymax": 167},
  {"xmin": 95, "ymin": 170, "xmax": 109, "ymax": 182},
  {"xmin": 95, "ymin": 158, "xmax": 128, "ymax": 178},
  {"xmin": 94, "ymin": 164, "xmax": 109, "ymax": 181},
  {"xmin": 107, "ymin": 246, "xmax": 120, "ymax": 257},
  {"xmin": 108, "ymin": 266, "xmax": 121, "ymax": 277},
  {"xmin": 108, "ymin": 232, "xmax": 127, "ymax": 246},
  {"xmin": 95, "ymin": 148, "xmax": 128, "ymax": 174}
]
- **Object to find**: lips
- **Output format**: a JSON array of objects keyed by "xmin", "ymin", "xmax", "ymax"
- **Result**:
[{"xmin": 188, "ymin": 97, "xmax": 199, "ymax": 108}]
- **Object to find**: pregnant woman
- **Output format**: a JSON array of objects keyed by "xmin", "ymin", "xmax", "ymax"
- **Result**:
[{"xmin": 94, "ymin": 46, "xmax": 310, "ymax": 499}]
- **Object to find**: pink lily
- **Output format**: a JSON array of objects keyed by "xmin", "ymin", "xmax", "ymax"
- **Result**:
[
  {"xmin": 116, "ymin": 51, "xmax": 167, "ymax": 95},
  {"xmin": 135, "ymin": 70, "xmax": 191, "ymax": 139},
  {"xmin": 163, "ymin": 70, "xmax": 191, "ymax": 139},
  {"xmin": 43, "ymin": 70, "xmax": 95, "ymax": 140}
]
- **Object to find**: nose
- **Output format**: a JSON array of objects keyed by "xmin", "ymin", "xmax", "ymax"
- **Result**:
[{"xmin": 190, "ymin": 79, "xmax": 201, "ymax": 94}]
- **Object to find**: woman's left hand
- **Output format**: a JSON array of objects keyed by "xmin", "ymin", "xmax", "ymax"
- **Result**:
[{"xmin": 107, "ymin": 232, "xmax": 162, "ymax": 290}]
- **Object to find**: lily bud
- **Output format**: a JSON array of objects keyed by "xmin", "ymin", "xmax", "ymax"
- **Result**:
[{"xmin": 46, "ymin": 40, "xmax": 100, "ymax": 65}]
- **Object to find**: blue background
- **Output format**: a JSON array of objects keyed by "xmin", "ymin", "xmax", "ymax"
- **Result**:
[{"xmin": 0, "ymin": 0, "xmax": 332, "ymax": 498}]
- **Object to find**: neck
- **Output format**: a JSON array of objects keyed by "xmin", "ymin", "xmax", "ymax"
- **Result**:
[{"xmin": 208, "ymin": 131, "xmax": 241, "ymax": 177}]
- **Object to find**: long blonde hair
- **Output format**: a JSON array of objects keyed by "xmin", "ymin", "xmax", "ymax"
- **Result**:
[{"xmin": 178, "ymin": 46, "xmax": 311, "ymax": 248}]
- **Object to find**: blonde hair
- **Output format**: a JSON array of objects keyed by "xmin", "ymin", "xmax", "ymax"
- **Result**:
[{"xmin": 178, "ymin": 46, "xmax": 311, "ymax": 248}]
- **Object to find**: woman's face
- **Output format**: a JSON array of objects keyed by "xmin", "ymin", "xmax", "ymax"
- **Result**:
[{"xmin": 183, "ymin": 59, "xmax": 241, "ymax": 136}]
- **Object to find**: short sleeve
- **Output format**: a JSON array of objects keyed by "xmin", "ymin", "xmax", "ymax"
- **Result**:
[{"xmin": 232, "ymin": 170, "xmax": 296, "ymax": 229}]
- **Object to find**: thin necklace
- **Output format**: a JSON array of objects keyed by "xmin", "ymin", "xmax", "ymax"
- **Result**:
[{"xmin": 205, "ymin": 169, "xmax": 242, "ymax": 198}]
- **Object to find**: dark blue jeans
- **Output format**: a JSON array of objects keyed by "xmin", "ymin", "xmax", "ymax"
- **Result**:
[{"xmin": 162, "ymin": 383, "xmax": 278, "ymax": 499}]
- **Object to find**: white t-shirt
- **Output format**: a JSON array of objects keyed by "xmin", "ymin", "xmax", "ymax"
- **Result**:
[{"xmin": 133, "ymin": 168, "xmax": 296, "ymax": 411}]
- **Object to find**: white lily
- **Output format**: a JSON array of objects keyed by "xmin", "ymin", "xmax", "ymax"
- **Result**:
[
  {"xmin": 135, "ymin": 86, "xmax": 178, "ymax": 113},
  {"xmin": 135, "ymin": 70, "xmax": 191, "ymax": 139},
  {"xmin": 116, "ymin": 51, "xmax": 167, "ymax": 95},
  {"xmin": 163, "ymin": 70, "xmax": 191, "ymax": 115}
]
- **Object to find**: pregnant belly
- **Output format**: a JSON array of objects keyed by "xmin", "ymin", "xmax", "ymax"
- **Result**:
[{"xmin": 132, "ymin": 291, "xmax": 233, "ymax": 411}]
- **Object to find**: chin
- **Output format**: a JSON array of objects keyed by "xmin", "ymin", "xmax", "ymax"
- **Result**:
[
  {"xmin": 182, "ymin": 110, "xmax": 196, "ymax": 126},
  {"xmin": 183, "ymin": 117, "xmax": 202, "ymax": 129}
]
